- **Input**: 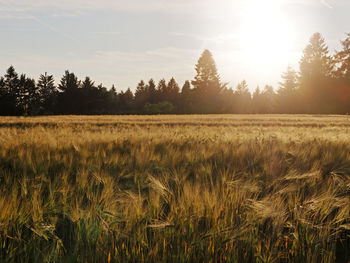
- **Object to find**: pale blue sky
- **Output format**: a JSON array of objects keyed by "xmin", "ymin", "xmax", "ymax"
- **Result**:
[{"xmin": 0, "ymin": 0, "xmax": 349, "ymax": 91}]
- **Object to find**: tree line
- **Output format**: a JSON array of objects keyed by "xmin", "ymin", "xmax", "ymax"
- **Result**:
[{"xmin": 1, "ymin": 32, "xmax": 350, "ymax": 115}]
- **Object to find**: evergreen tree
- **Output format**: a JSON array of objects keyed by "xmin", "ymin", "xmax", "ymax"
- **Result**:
[
  {"xmin": 234, "ymin": 80, "xmax": 251, "ymax": 113},
  {"xmin": 252, "ymin": 86, "xmax": 263, "ymax": 113},
  {"xmin": 220, "ymin": 87, "xmax": 235, "ymax": 113},
  {"xmin": 334, "ymin": 33, "xmax": 350, "ymax": 79},
  {"xmin": 107, "ymin": 84, "xmax": 119, "ymax": 114},
  {"xmin": 181, "ymin": 80, "xmax": 191, "ymax": 94},
  {"xmin": 279, "ymin": 66, "xmax": 298, "ymax": 93},
  {"xmin": 192, "ymin": 50, "xmax": 222, "ymax": 95},
  {"xmin": 167, "ymin": 78, "xmax": 180, "ymax": 95},
  {"xmin": 261, "ymin": 85, "xmax": 275, "ymax": 113},
  {"xmin": 57, "ymin": 71, "xmax": 81, "ymax": 114},
  {"xmin": 134, "ymin": 80, "xmax": 148, "ymax": 110},
  {"xmin": 119, "ymin": 88, "xmax": 134, "ymax": 113},
  {"xmin": 0, "ymin": 77, "xmax": 4, "ymax": 101},
  {"xmin": 95, "ymin": 84, "xmax": 114, "ymax": 114},
  {"xmin": 166, "ymin": 77, "xmax": 180, "ymax": 105},
  {"xmin": 156, "ymin": 79, "xmax": 167, "ymax": 102},
  {"xmin": 37, "ymin": 73, "xmax": 56, "ymax": 114},
  {"xmin": 19, "ymin": 76, "xmax": 38, "ymax": 115},
  {"xmin": 277, "ymin": 66, "xmax": 299, "ymax": 113},
  {"xmin": 58, "ymin": 70, "xmax": 80, "ymax": 92},
  {"xmin": 1, "ymin": 66, "xmax": 20, "ymax": 115},
  {"xmin": 179, "ymin": 80, "xmax": 194, "ymax": 113},
  {"xmin": 147, "ymin": 79, "xmax": 157, "ymax": 104},
  {"xmin": 17, "ymin": 74, "xmax": 27, "ymax": 114},
  {"xmin": 236, "ymin": 80, "xmax": 249, "ymax": 95},
  {"xmin": 191, "ymin": 50, "xmax": 225, "ymax": 113},
  {"xmin": 299, "ymin": 33, "xmax": 334, "ymax": 113},
  {"xmin": 135, "ymin": 80, "xmax": 146, "ymax": 96},
  {"xmin": 300, "ymin": 33, "xmax": 333, "ymax": 79},
  {"xmin": 333, "ymin": 33, "xmax": 350, "ymax": 112},
  {"xmin": 80, "ymin": 77, "xmax": 98, "ymax": 113},
  {"xmin": 81, "ymin": 76, "xmax": 95, "ymax": 90}
]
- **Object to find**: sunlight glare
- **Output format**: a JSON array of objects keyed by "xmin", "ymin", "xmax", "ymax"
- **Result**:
[{"xmin": 237, "ymin": 0, "xmax": 295, "ymax": 66}]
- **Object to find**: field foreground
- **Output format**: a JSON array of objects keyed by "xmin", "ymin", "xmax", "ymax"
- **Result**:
[{"xmin": 0, "ymin": 115, "xmax": 349, "ymax": 262}]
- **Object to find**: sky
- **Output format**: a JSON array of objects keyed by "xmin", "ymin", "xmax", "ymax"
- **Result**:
[{"xmin": 0, "ymin": 0, "xmax": 349, "ymax": 92}]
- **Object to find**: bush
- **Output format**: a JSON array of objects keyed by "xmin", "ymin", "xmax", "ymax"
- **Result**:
[{"xmin": 143, "ymin": 101, "xmax": 175, "ymax": 114}]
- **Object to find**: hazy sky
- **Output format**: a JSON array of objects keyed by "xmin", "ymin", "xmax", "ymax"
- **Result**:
[{"xmin": 0, "ymin": 0, "xmax": 349, "ymax": 91}]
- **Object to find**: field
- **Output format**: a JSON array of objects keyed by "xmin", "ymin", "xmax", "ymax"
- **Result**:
[{"xmin": 0, "ymin": 115, "xmax": 349, "ymax": 263}]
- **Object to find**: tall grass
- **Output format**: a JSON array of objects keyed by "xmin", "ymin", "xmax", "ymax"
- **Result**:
[{"xmin": 0, "ymin": 115, "xmax": 349, "ymax": 262}]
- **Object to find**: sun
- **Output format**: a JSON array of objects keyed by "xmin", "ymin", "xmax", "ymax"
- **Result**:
[{"xmin": 237, "ymin": 0, "xmax": 296, "ymax": 66}]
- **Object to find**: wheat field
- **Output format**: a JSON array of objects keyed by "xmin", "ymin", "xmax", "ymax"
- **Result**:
[{"xmin": 0, "ymin": 115, "xmax": 349, "ymax": 262}]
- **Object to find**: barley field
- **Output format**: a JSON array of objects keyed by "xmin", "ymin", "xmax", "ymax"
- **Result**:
[{"xmin": 0, "ymin": 115, "xmax": 349, "ymax": 263}]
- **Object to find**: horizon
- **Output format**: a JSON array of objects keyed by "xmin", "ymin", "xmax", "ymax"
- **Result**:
[{"xmin": 0, "ymin": 0, "xmax": 349, "ymax": 92}]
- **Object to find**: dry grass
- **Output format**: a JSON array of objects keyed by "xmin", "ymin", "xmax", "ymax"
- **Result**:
[{"xmin": 0, "ymin": 115, "xmax": 349, "ymax": 262}]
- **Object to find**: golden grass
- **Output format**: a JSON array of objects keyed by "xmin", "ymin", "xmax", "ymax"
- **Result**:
[{"xmin": 0, "ymin": 115, "xmax": 349, "ymax": 262}]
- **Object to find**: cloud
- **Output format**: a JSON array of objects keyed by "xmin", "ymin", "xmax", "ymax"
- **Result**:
[
  {"xmin": 170, "ymin": 32, "xmax": 239, "ymax": 44},
  {"xmin": 0, "ymin": 0, "xmax": 344, "ymax": 16},
  {"xmin": 0, "ymin": 13, "xmax": 32, "ymax": 19},
  {"xmin": 94, "ymin": 31, "xmax": 121, "ymax": 36},
  {"xmin": 0, "ymin": 0, "xmax": 334, "ymax": 24},
  {"xmin": 0, "ymin": 0, "xmax": 206, "ymax": 12},
  {"xmin": 28, "ymin": 16, "xmax": 83, "ymax": 45},
  {"xmin": 170, "ymin": 32, "xmax": 242, "ymax": 55},
  {"xmin": 0, "ymin": 0, "xmax": 84, "ymax": 45},
  {"xmin": 51, "ymin": 11, "xmax": 85, "ymax": 17},
  {"xmin": 320, "ymin": 0, "xmax": 333, "ymax": 8}
]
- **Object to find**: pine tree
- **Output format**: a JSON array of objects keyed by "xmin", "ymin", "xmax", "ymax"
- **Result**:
[
  {"xmin": 191, "ymin": 50, "xmax": 225, "ymax": 113},
  {"xmin": 134, "ymin": 80, "xmax": 148, "ymax": 109},
  {"xmin": 261, "ymin": 85, "xmax": 275, "ymax": 113},
  {"xmin": 234, "ymin": 80, "xmax": 251, "ymax": 113},
  {"xmin": 279, "ymin": 66, "xmax": 298, "ymax": 93},
  {"xmin": 58, "ymin": 70, "xmax": 80, "ymax": 92},
  {"xmin": 135, "ymin": 80, "xmax": 146, "ymax": 96},
  {"xmin": 236, "ymin": 80, "xmax": 249, "ymax": 95},
  {"xmin": 119, "ymin": 88, "xmax": 134, "ymax": 112},
  {"xmin": 104, "ymin": 85, "xmax": 119, "ymax": 114},
  {"xmin": 334, "ymin": 33, "xmax": 350, "ymax": 79},
  {"xmin": 333, "ymin": 33, "xmax": 350, "ymax": 112},
  {"xmin": 252, "ymin": 86, "xmax": 262, "ymax": 113},
  {"xmin": 19, "ymin": 76, "xmax": 38, "ymax": 115},
  {"xmin": 166, "ymin": 77, "xmax": 179, "ymax": 105},
  {"xmin": 0, "ymin": 77, "xmax": 4, "ymax": 99},
  {"xmin": 179, "ymin": 80, "xmax": 193, "ymax": 113},
  {"xmin": 38, "ymin": 73, "xmax": 56, "ymax": 102},
  {"xmin": 57, "ymin": 71, "xmax": 81, "ymax": 114},
  {"xmin": 191, "ymin": 50, "xmax": 222, "ymax": 96},
  {"xmin": 156, "ymin": 79, "xmax": 167, "ymax": 102},
  {"xmin": 37, "ymin": 73, "xmax": 56, "ymax": 113},
  {"xmin": 277, "ymin": 66, "xmax": 299, "ymax": 113},
  {"xmin": 2, "ymin": 66, "xmax": 20, "ymax": 115},
  {"xmin": 167, "ymin": 78, "xmax": 180, "ymax": 95},
  {"xmin": 299, "ymin": 33, "xmax": 334, "ymax": 113},
  {"xmin": 79, "ymin": 77, "xmax": 98, "ymax": 113},
  {"xmin": 300, "ymin": 33, "xmax": 333, "ymax": 80},
  {"xmin": 181, "ymin": 80, "xmax": 191, "ymax": 94},
  {"xmin": 81, "ymin": 76, "xmax": 95, "ymax": 90},
  {"xmin": 147, "ymin": 79, "xmax": 157, "ymax": 104}
]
